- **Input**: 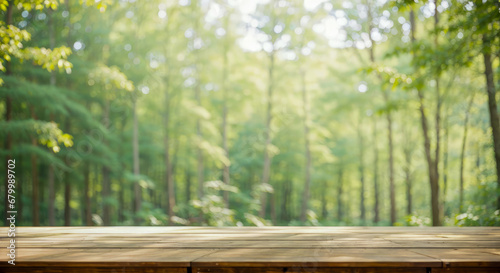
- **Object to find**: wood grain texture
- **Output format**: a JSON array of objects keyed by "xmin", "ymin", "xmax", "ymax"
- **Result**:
[
  {"xmin": 0, "ymin": 227, "xmax": 499, "ymax": 272},
  {"xmin": 193, "ymin": 268, "xmax": 428, "ymax": 273},
  {"xmin": 0, "ymin": 267, "xmax": 187, "ymax": 273}
]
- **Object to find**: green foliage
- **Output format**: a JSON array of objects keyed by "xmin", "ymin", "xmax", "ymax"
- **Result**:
[
  {"xmin": 455, "ymin": 206, "xmax": 500, "ymax": 227},
  {"xmin": 191, "ymin": 180, "xmax": 238, "ymax": 226},
  {"xmin": 406, "ymin": 213, "xmax": 432, "ymax": 227}
]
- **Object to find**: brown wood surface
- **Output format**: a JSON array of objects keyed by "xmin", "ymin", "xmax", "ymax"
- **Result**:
[
  {"xmin": 193, "ymin": 268, "xmax": 428, "ymax": 273},
  {"xmin": 0, "ymin": 227, "xmax": 499, "ymax": 272}
]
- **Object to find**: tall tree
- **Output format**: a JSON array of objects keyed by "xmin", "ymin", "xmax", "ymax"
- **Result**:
[
  {"xmin": 460, "ymin": 94, "xmax": 474, "ymax": 210},
  {"xmin": 409, "ymin": 6, "xmax": 442, "ymax": 226},
  {"xmin": 365, "ymin": 0, "xmax": 395, "ymax": 225}
]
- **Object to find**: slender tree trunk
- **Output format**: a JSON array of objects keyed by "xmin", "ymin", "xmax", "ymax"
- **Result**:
[
  {"xmin": 404, "ymin": 145, "xmax": 412, "ymax": 216},
  {"xmin": 102, "ymin": 100, "xmax": 111, "ymax": 226},
  {"xmin": 84, "ymin": 162, "xmax": 92, "ymax": 226},
  {"xmin": 133, "ymin": 96, "xmax": 141, "ymax": 224},
  {"xmin": 433, "ymin": 0, "xmax": 444, "ymax": 222},
  {"xmin": 482, "ymin": 35, "xmax": 500, "ymax": 210},
  {"xmin": 411, "ymin": 8, "xmax": 442, "ymax": 226},
  {"xmin": 118, "ymin": 181, "xmax": 124, "ymax": 223},
  {"xmin": 300, "ymin": 68, "xmax": 312, "ymax": 223},
  {"xmin": 64, "ymin": 0, "xmax": 72, "ymax": 227},
  {"xmin": 382, "ymin": 92, "xmax": 396, "ymax": 225},
  {"xmin": 192, "ymin": 2, "xmax": 204, "ymax": 200},
  {"xmin": 442, "ymin": 113, "xmax": 449, "ymax": 216},
  {"xmin": 282, "ymin": 166, "xmax": 292, "ymax": 222},
  {"xmin": 260, "ymin": 52, "xmax": 275, "ymax": 218},
  {"xmin": 162, "ymin": 21, "xmax": 176, "ymax": 225},
  {"xmin": 64, "ymin": 118, "xmax": 71, "ymax": 226},
  {"xmin": 164, "ymin": 71, "xmax": 174, "ymax": 225},
  {"xmin": 185, "ymin": 169, "xmax": 191, "ymax": 206},
  {"xmin": 373, "ymin": 116, "xmax": 380, "ymax": 223},
  {"xmin": 118, "ymin": 116, "xmax": 126, "ymax": 224},
  {"xmin": 403, "ymin": 108, "xmax": 414, "ymax": 216},
  {"xmin": 417, "ymin": 89, "xmax": 441, "ymax": 226},
  {"xmin": 357, "ymin": 118, "xmax": 366, "ymax": 225},
  {"xmin": 321, "ymin": 180, "xmax": 327, "ymax": 220},
  {"xmin": 30, "ymin": 106, "xmax": 39, "ymax": 226},
  {"xmin": 47, "ymin": 150, "xmax": 55, "ymax": 225},
  {"xmin": 64, "ymin": 179, "xmax": 71, "ymax": 226},
  {"xmin": 196, "ymin": 97, "xmax": 204, "ymax": 200},
  {"xmin": 365, "ymin": 6, "xmax": 390, "ymax": 224},
  {"xmin": 172, "ymin": 130, "xmax": 180, "ymax": 207},
  {"xmin": 221, "ymin": 16, "xmax": 230, "ymax": 208},
  {"xmin": 30, "ymin": 150, "xmax": 39, "ymax": 226},
  {"xmin": 337, "ymin": 168, "xmax": 343, "ymax": 222},
  {"xmin": 460, "ymin": 95, "xmax": 474, "ymax": 211},
  {"xmin": 281, "ymin": 180, "xmax": 287, "ymax": 221},
  {"xmin": 270, "ymin": 190, "xmax": 276, "ymax": 224},
  {"xmin": 47, "ymin": 8, "xmax": 56, "ymax": 226},
  {"xmin": 165, "ymin": 107, "xmax": 175, "ymax": 225}
]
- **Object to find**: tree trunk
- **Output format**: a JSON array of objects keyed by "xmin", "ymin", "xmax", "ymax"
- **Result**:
[
  {"xmin": 162, "ymin": 20, "xmax": 176, "ymax": 224},
  {"xmin": 417, "ymin": 89, "xmax": 441, "ymax": 226},
  {"xmin": 118, "ymin": 115, "xmax": 127, "ymax": 223},
  {"xmin": 482, "ymin": 35, "xmax": 500, "ymax": 210},
  {"xmin": 196, "ymin": 99, "xmax": 204, "ymax": 200},
  {"xmin": 411, "ymin": 8, "xmax": 441, "ymax": 226},
  {"xmin": 460, "ymin": 95, "xmax": 474, "ymax": 211},
  {"xmin": 84, "ymin": 163, "xmax": 92, "ymax": 226},
  {"xmin": 64, "ymin": 118, "xmax": 71, "ymax": 226},
  {"xmin": 433, "ymin": 0, "xmax": 444, "ymax": 223},
  {"xmin": 337, "ymin": 168, "xmax": 343, "ymax": 222},
  {"xmin": 164, "ymin": 72, "xmax": 174, "ymax": 225},
  {"xmin": 192, "ymin": 2, "xmax": 204, "ymax": 200},
  {"xmin": 48, "ymin": 8, "xmax": 56, "ymax": 227},
  {"xmin": 221, "ymin": 17, "xmax": 230, "ymax": 208},
  {"xmin": 30, "ymin": 106, "xmax": 40, "ymax": 226},
  {"xmin": 185, "ymin": 169, "xmax": 192, "ymax": 206},
  {"xmin": 300, "ymin": 68, "xmax": 311, "ymax": 223},
  {"xmin": 102, "ymin": 100, "xmax": 111, "ymax": 226},
  {"xmin": 64, "ymin": 0, "xmax": 72, "ymax": 227},
  {"xmin": 404, "ymin": 145, "xmax": 412, "ymax": 216},
  {"xmin": 365, "ymin": 5, "xmax": 390, "ymax": 224},
  {"xmin": 260, "ymin": 52, "xmax": 275, "ymax": 218},
  {"xmin": 165, "ymin": 117, "xmax": 175, "ymax": 225},
  {"xmin": 321, "ymin": 180, "xmax": 327, "ymax": 220},
  {"xmin": 133, "ymin": 96, "xmax": 142, "ymax": 224},
  {"xmin": 383, "ymin": 92, "xmax": 396, "ymax": 225},
  {"xmin": 372, "ymin": 116, "xmax": 380, "ymax": 223},
  {"xmin": 357, "ymin": 118, "xmax": 366, "ymax": 225},
  {"xmin": 270, "ymin": 190, "xmax": 276, "ymax": 224},
  {"xmin": 442, "ymin": 114, "xmax": 449, "ymax": 216},
  {"xmin": 282, "ymin": 175, "xmax": 291, "ymax": 221}
]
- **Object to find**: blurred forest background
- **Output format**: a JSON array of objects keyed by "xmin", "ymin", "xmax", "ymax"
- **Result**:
[{"xmin": 1, "ymin": 0, "xmax": 500, "ymax": 227}]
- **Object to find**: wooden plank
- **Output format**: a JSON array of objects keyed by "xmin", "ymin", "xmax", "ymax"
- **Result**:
[
  {"xmin": 14, "ymin": 240, "xmax": 403, "ymax": 249},
  {"xmin": 432, "ymin": 269, "xmax": 500, "ymax": 273},
  {"xmin": 0, "ymin": 266, "xmax": 187, "ymax": 273},
  {"xmin": 410, "ymin": 248, "xmax": 500, "ymax": 268},
  {"xmin": 14, "ymin": 239, "xmax": 499, "ymax": 250},
  {"xmin": 193, "ymin": 268, "xmax": 427, "ymax": 273},
  {"xmin": 191, "ymin": 248, "xmax": 442, "ymax": 267},
  {"xmin": 0, "ymin": 247, "xmax": 217, "ymax": 267}
]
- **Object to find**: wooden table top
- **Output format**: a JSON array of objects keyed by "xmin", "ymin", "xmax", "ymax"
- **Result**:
[{"xmin": 1, "ymin": 226, "xmax": 500, "ymax": 269}]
